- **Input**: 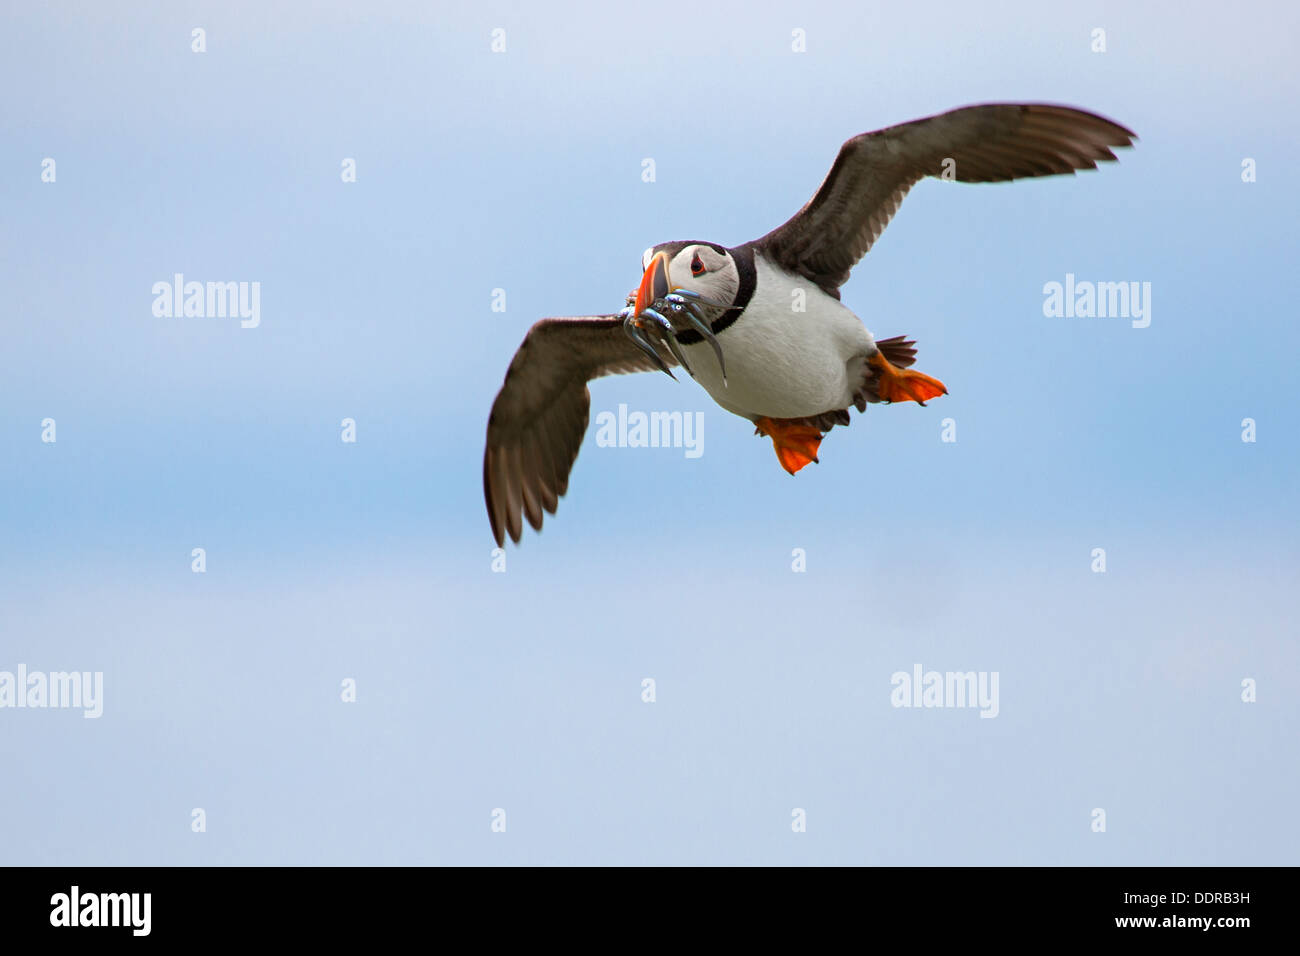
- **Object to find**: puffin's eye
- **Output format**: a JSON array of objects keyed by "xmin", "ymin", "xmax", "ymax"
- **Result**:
[{"xmin": 690, "ymin": 253, "xmax": 706, "ymax": 276}]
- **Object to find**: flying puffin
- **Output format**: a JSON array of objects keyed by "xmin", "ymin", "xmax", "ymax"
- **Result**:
[{"xmin": 483, "ymin": 102, "xmax": 1135, "ymax": 546}]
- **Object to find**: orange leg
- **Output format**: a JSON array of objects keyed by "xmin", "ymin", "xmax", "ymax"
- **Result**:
[
  {"xmin": 754, "ymin": 417, "xmax": 824, "ymax": 475},
  {"xmin": 868, "ymin": 351, "xmax": 948, "ymax": 405}
]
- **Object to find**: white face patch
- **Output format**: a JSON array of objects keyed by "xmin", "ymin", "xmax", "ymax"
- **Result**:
[
  {"xmin": 642, "ymin": 247, "xmax": 655, "ymax": 271},
  {"xmin": 668, "ymin": 245, "xmax": 740, "ymax": 306}
]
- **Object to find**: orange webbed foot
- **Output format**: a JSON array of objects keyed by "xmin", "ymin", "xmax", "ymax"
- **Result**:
[
  {"xmin": 754, "ymin": 417, "xmax": 824, "ymax": 475},
  {"xmin": 868, "ymin": 351, "xmax": 948, "ymax": 406}
]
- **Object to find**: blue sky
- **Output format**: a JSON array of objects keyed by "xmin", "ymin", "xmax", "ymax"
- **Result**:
[{"xmin": 1, "ymin": 0, "xmax": 1297, "ymax": 864}]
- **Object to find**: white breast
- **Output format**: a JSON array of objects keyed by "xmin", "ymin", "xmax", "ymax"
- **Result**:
[{"xmin": 684, "ymin": 253, "xmax": 875, "ymax": 420}]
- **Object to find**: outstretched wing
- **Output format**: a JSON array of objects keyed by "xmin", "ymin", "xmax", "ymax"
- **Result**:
[
  {"xmin": 483, "ymin": 315, "xmax": 677, "ymax": 546},
  {"xmin": 754, "ymin": 103, "xmax": 1136, "ymax": 296}
]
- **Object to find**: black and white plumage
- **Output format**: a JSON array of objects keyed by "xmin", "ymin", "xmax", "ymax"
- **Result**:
[{"xmin": 484, "ymin": 103, "xmax": 1136, "ymax": 546}]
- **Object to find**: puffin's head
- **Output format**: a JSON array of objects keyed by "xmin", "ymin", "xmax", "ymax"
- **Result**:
[{"xmin": 632, "ymin": 241, "xmax": 739, "ymax": 317}]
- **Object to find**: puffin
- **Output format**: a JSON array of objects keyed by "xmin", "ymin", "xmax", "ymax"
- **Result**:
[{"xmin": 483, "ymin": 102, "xmax": 1135, "ymax": 546}]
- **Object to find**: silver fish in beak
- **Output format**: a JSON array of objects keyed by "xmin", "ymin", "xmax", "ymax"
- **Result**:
[{"xmin": 623, "ymin": 251, "xmax": 728, "ymax": 384}]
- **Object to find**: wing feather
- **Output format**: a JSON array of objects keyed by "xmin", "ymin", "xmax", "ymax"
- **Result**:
[
  {"xmin": 483, "ymin": 315, "xmax": 675, "ymax": 546},
  {"xmin": 754, "ymin": 103, "xmax": 1135, "ymax": 295}
]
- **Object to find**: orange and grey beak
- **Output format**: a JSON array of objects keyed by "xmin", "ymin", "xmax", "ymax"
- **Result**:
[{"xmin": 634, "ymin": 251, "xmax": 673, "ymax": 318}]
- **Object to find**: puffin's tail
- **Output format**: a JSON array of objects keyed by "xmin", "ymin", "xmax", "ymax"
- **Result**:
[{"xmin": 864, "ymin": 336, "xmax": 948, "ymax": 406}]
